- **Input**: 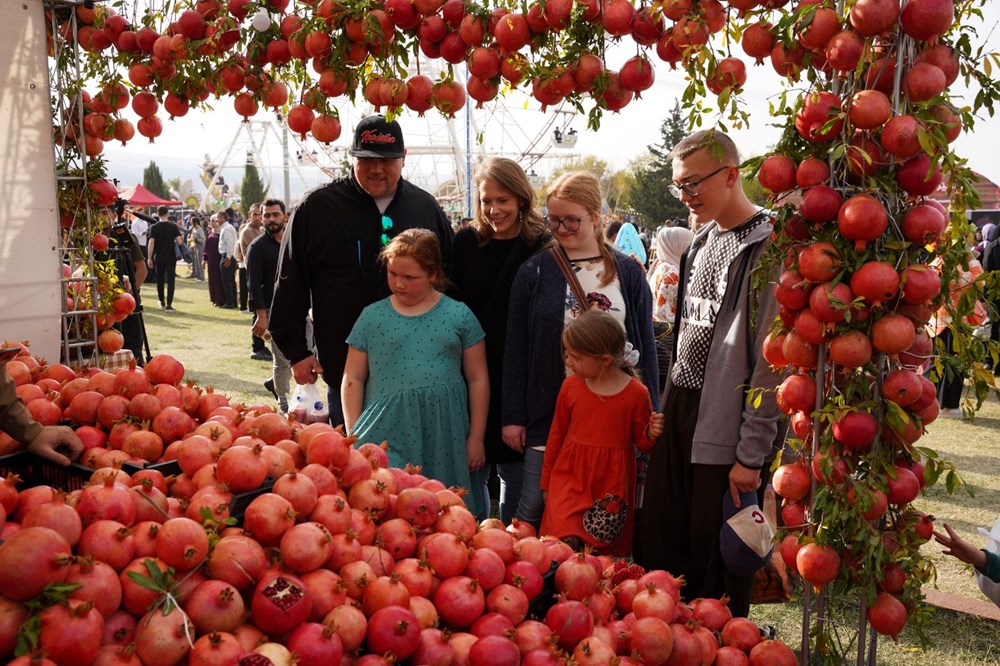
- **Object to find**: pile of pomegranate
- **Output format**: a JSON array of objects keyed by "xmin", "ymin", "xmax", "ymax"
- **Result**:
[{"xmin": 0, "ymin": 346, "xmax": 799, "ymax": 665}]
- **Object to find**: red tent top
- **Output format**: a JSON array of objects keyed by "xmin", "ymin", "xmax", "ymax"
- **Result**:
[{"xmin": 119, "ymin": 184, "xmax": 181, "ymax": 207}]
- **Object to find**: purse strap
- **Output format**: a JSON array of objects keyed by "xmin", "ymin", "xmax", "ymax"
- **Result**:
[{"xmin": 551, "ymin": 246, "xmax": 591, "ymax": 314}]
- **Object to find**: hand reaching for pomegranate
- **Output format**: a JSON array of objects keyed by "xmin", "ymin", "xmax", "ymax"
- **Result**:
[
  {"xmin": 934, "ymin": 523, "xmax": 988, "ymax": 571},
  {"xmin": 27, "ymin": 426, "xmax": 84, "ymax": 466}
]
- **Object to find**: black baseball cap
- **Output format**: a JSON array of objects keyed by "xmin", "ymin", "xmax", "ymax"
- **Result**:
[
  {"xmin": 720, "ymin": 489, "xmax": 774, "ymax": 576},
  {"xmin": 350, "ymin": 115, "xmax": 405, "ymax": 159}
]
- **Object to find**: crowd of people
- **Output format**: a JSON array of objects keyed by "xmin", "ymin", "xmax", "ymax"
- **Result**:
[
  {"xmin": 260, "ymin": 115, "xmax": 785, "ymax": 616},
  {"xmin": 33, "ymin": 113, "xmax": 995, "ymax": 617}
]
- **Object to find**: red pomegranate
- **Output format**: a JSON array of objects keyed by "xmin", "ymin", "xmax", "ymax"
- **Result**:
[
  {"xmin": 900, "ymin": 0, "xmax": 955, "ymax": 41},
  {"xmin": 772, "ymin": 461, "xmax": 810, "ymax": 501},
  {"xmin": 741, "ymin": 21, "xmax": 775, "ymax": 64},
  {"xmin": 0, "ymin": 527, "xmax": 73, "ymax": 600},
  {"xmin": 850, "ymin": 0, "xmax": 901, "ymax": 35},
  {"xmin": 871, "ymin": 314, "xmax": 916, "ymax": 354},
  {"xmin": 850, "ymin": 261, "xmax": 900, "ymax": 306},
  {"xmin": 828, "ymin": 330, "xmax": 872, "ymax": 368},
  {"xmin": 434, "ymin": 576, "xmax": 485, "ymax": 629},
  {"xmin": 886, "ymin": 465, "xmax": 921, "ymax": 505},
  {"xmin": 796, "ymin": 542, "xmax": 841, "ymax": 586},
  {"xmin": 825, "ymin": 30, "xmax": 865, "ymax": 72},
  {"xmin": 896, "ymin": 154, "xmax": 943, "ymax": 196},
  {"xmin": 838, "ymin": 194, "xmax": 887, "ymax": 250},
  {"xmin": 545, "ymin": 599, "xmax": 594, "ymax": 650},
  {"xmin": 251, "ymin": 571, "xmax": 312, "ymax": 635},
  {"xmin": 901, "ymin": 264, "xmax": 941, "ymax": 305},
  {"xmin": 749, "ymin": 639, "xmax": 797, "ymax": 666},
  {"xmin": 757, "ymin": 155, "xmax": 797, "ymax": 193},
  {"xmin": 833, "ymin": 411, "xmax": 878, "ymax": 450},
  {"xmin": 38, "ymin": 598, "xmax": 103, "ymax": 666},
  {"xmin": 795, "ymin": 158, "xmax": 831, "ymax": 188},
  {"xmin": 795, "ymin": 91, "xmax": 844, "ymax": 142},
  {"xmin": 883, "ymin": 369, "xmax": 924, "ymax": 407},
  {"xmin": 867, "ymin": 591, "xmax": 908, "ymax": 637},
  {"xmin": 799, "ymin": 185, "xmax": 843, "ymax": 224},
  {"xmin": 797, "ymin": 242, "xmax": 842, "ymax": 282},
  {"xmin": 905, "ymin": 62, "xmax": 947, "ymax": 102}
]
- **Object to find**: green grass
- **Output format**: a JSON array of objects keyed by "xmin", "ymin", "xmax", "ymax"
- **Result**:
[
  {"xmin": 139, "ymin": 274, "xmax": 330, "ymax": 406},
  {"xmin": 144, "ymin": 276, "xmax": 1000, "ymax": 664}
]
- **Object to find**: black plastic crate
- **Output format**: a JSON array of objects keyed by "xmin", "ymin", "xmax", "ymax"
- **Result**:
[
  {"xmin": 0, "ymin": 451, "xmax": 93, "ymax": 492},
  {"xmin": 121, "ymin": 459, "xmax": 182, "ymax": 477},
  {"xmin": 230, "ymin": 479, "xmax": 276, "ymax": 523},
  {"xmin": 527, "ymin": 561, "xmax": 559, "ymax": 620}
]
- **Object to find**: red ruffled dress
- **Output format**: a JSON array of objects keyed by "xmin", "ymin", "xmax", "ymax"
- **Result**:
[{"xmin": 539, "ymin": 375, "xmax": 656, "ymax": 556}]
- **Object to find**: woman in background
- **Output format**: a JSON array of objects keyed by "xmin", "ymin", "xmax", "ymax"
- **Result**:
[
  {"xmin": 189, "ymin": 217, "xmax": 206, "ymax": 282},
  {"xmin": 647, "ymin": 225, "xmax": 694, "ymax": 392},
  {"xmin": 204, "ymin": 215, "xmax": 224, "ymax": 306}
]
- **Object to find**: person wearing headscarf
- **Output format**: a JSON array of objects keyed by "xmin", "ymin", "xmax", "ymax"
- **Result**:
[
  {"xmin": 973, "ymin": 223, "xmax": 994, "ymax": 258},
  {"xmin": 979, "ymin": 223, "xmax": 1000, "ymax": 375},
  {"xmin": 648, "ymin": 226, "xmax": 695, "ymax": 392}
]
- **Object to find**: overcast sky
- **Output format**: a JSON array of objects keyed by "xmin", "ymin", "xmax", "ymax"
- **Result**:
[{"xmin": 100, "ymin": 5, "xmax": 1000, "ymax": 209}]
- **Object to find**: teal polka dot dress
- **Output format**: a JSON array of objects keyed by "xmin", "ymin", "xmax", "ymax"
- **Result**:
[{"xmin": 347, "ymin": 295, "xmax": 486, "ymax": 517}]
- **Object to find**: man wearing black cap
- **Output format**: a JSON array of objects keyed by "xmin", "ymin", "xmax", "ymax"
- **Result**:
[{"xmin": 269, "ymin": 115, "xmax": 453, "ymax": 427}]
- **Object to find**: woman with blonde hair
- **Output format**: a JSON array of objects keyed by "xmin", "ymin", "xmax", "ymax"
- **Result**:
[
  {"xmin": 503, "ymin": 170, "xmax": 658, "ymax": 529},
  {"xmin": 452, "ymin": 156, "xmax": 549, "ymax": 521}
]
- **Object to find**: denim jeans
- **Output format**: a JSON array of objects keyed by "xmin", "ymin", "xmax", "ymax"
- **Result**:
[
  {"xmin": 481, "ymin": 461, "xmax": 524, "ymax": 525},
  {"xmin": 514, "ymin": 448, "xmax": 545, "ymax": 528}
]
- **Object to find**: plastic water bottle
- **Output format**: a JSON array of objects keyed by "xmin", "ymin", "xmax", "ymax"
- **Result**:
[{"xmin": 307, "ymin": 400, "xmax": 328, "ymax": 425}]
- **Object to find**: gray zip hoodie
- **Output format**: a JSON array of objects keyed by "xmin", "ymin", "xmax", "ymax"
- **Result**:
[{"xmin": 663, "ymin": 215, "xmax": 786, "ymax": 469}]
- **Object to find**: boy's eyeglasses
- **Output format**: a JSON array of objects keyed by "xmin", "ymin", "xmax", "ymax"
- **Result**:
[
  {"xmin": 668, "ymin": 166, "xmax": 730, "ymax": 199},
  {"xmin": 544, "ymin": 214, "xmax": 584, "ymax": 232},
  {"xmin": 381, "ymin": 215, "xmax": 394, "ymax": 246}
]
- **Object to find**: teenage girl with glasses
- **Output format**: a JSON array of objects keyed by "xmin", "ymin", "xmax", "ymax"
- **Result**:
[
  {"xmin": 342, "ymin": 229, "xmax": 489, "ymax": 518},
  {"xmin": 503, "ymin": 171, "xmax": 659, "ymax": 531}
]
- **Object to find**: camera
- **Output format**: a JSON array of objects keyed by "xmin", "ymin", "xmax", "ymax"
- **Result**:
[{"xmin": 111, "ymin": 198, "xmax": 129, "ymax": 232}]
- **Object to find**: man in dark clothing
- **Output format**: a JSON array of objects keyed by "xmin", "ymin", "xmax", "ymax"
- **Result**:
[
  {"xmin": 147, "ymin": 205, "xmax": 182, "ymax": 311},
  {"xmin": 100, "ymin": 207, "xmax": 148, "ymax": 363},
  {"xmin": 633, "ymin": 129, "xmax": 784, "ymax": 619},
  {"xmin": 248, "ymin": 199, "xmax": 289, "ymax": 412},
  {"xmin": 270, "ymin": 115, "xmax": 453, "ymax": 427}
]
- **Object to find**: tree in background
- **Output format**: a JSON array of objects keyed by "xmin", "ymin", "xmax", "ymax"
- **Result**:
[
  {"xmin": 239, "ymin": 153, "xmax": 267, "ymax": 217},
  {"xmin": 547, "ymin": 155, "xmax": 628, "ymax": 216},
  {"xmin": 143, "ymin": 161, "xmax": 169, "ymax": 199},
  {"xmin": 625, "ymin": 101, "xmax": 690, "ymax": 228}
]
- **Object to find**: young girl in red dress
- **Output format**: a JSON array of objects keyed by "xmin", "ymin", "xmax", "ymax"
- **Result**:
[{"xmin": 539, "ymin": 310, "xmax": 664, "ymax": 555}]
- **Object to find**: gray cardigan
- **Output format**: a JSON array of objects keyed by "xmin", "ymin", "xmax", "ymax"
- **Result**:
[
  {"xmin": 665, "ymin": 218, "xmax": 785, "ymax": 469},
  {"xmin": 502, "ymin": 248, "xmax": 658, "ymax": 447}
]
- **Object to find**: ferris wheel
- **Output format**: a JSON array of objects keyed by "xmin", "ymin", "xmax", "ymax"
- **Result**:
[
  {"xmin": 197, "ymin": 64, "xmax": 582, "ymax": 214},
  {"xmin": 288, "ymin": 71, "xmax": 582, "ymax": 215}
]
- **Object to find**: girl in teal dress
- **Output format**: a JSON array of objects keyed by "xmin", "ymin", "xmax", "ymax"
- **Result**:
[{"xmin": 342, "ymin": 229, "xmax": 489, "ymax": 518}]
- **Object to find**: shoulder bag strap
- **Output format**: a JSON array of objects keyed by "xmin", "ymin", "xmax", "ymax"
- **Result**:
[{"xmin": 550, "ymin": 246, "xmax": 591, "ymax": 313}]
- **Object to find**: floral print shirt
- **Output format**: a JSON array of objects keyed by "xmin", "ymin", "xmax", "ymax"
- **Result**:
[{"xmin": 563, "ymin": 256, "xmax": 625, "ymax": 325}]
